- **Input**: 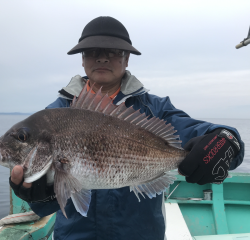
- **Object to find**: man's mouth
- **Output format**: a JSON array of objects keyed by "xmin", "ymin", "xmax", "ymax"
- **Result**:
[{"xmin": 94, "ymin": 68, "xmax": 111, "ymax": 71}]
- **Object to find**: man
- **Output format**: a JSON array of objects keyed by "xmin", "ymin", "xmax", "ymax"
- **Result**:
[{"xmin": 10, "ymin": 16, "xmax": 244, "ymax": 240}]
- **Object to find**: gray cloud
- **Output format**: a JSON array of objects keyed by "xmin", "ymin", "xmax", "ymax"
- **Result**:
[{"xmin": 0, "ymin": 0, "xmax": 249, "ymax": 118}]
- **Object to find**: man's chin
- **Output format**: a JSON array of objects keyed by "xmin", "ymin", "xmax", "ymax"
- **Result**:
[{"xmin": 91, "ymin": 75, "xmax": 114, "ymax": 85}]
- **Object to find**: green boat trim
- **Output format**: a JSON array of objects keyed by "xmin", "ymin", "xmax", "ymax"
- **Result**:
[
  {"xmin": 0, "ymin": 171, "xmax": 56, "ymax": 240},
  {"xmin": 0, "ymin": 214, "xmax": 55, "ymax": 240},
  {"xmin": 165, "ymin": 172, "xmax": 250, "ymax": 240}
]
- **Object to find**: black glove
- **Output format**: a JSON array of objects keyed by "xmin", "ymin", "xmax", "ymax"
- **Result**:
[
  {"xmin": 178, "ymin": 129, "xmax": 240, "ymax": 185},
  {"xmin": 9, "ymin": 174, "xmax": 56, "ymax": 203}
]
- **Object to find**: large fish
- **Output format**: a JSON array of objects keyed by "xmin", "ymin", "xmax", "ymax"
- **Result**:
[{"xmin": 0, "ymin": 84, "xmax": 187, "ymax": 217}]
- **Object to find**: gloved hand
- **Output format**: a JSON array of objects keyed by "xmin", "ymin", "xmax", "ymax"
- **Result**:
[
  {"xmin": 9, "ymin": 165, "xmax": 56, "ymax": 203},
  {"xmin": 178, "ymin": 129, "xmax": 240, "ymax": 185}
]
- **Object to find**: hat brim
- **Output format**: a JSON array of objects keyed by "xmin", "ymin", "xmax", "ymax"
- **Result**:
[{"xmin": 67, "ymin": 36, "xmax": 141, "ymax": 55}]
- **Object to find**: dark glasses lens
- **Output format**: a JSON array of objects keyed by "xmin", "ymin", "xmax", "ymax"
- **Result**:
[
  {"xmin": 104, "ymin": 49, "xmax": 125, "ymax": 57},
  {"xmin": 82, "ymin": 48, "xmax": 126, "ymax": 58},
  {"xmin": 82, "ymin": 48, "xmax": 101, "ymax": 57}
]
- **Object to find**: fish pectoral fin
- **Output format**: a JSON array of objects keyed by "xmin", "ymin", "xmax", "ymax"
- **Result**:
[
  {"xmin": 71, "ymin": 189, "xmax": 91, "ymax": 217},
  {"xmin": 130, "ymin": 172, "xmax": 177, "ymax": 202},
  {"xmin": 54, "ymin": 165, "xmax": 82, "ymax": 218}
]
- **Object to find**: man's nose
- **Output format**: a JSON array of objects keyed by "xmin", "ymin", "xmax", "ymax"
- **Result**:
[{"xmin": 96, "ymin": 50, "xmax": 110, "ymax": 63}]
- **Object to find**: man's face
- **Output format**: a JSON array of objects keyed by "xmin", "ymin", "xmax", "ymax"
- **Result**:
[{"xmin": 82, "ymin": 48, "xmax": 130, "ymax": 86}]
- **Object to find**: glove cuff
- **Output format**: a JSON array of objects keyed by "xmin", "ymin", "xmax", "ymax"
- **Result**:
[
  {"xmin": 9, "ymin": 176, "xmax": 56, "ymax": 203},
  {"xmin": 29, "ymin": 194, "xmax": 57, "ymax": 203},
  {"xmin": 217, "ymin": 129, "xmax": 240, "ymax": 152}
]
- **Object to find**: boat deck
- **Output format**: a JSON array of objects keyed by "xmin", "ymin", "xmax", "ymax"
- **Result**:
[{"xmin": 165, "ymin": 172, "xmax": 250, "ymax": 239}]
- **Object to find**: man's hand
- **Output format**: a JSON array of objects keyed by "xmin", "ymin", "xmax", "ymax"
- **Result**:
[
  {"xmin": 178, "ymin": 129, "xmax": 240, "ymax": 185},
  {"xmin": 9, "ymin": 165, "xmax": 56, "ymax": 203},
  {"xmin": 11, "ymin": 165, "xmax": 32, "ymax": 188}
]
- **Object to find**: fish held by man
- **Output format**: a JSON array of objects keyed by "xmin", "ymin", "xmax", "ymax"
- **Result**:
[{"xmin": 0, "ymin": 84, "xmax": 188, "ymax": 218}]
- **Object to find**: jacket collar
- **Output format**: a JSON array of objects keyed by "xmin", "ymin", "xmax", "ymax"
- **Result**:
[{"xmin": 58, "ymin": 70, "xmax": 149, "ymax": 105}]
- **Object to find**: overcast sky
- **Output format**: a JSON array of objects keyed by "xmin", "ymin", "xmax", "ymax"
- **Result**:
[{"xmin": 0, "ymin": 0, "xmax": 249, "ymax": 119}]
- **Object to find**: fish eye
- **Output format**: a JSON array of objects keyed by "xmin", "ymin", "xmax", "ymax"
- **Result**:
[
  {"xmin": 18, "ymin": 133, "xmax": 27, "ymax": 142},
  {"xmin": 10, "ymin": 128, "xmax": 30, "ymax": 142}
]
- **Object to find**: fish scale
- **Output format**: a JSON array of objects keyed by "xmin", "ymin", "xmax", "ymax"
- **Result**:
[{"xmin": 43, "ymin": 108, "xmax": 184, "ymax": 190}]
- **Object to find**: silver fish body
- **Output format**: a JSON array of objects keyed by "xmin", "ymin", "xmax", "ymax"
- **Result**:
[
  {"xmin": 0, "ymin": 84, "xmax": 187, "ymax": 217},
  {"xmin": 47, "ymin": 108, "xmax": 185, "ymax": 189}
]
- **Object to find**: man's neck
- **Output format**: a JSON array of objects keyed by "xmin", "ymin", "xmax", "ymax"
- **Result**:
[{"xmin": 88, "ymin": 80, "xmax": 121, "ymax": 96}]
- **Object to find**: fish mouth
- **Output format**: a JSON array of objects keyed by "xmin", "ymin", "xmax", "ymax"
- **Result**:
[
  {"xmin": 0, "ymin": 151, "xmax": 3, "ymax": 165},
  {"xmin": 24, "ymin": 159, "xmax": 53, "ymax": 183},
  {"xmin": 0, "ymin": 141, "xmax": 11, "ymax": 168},
  {"xmin": 0, "ymin": 141, "xmax": 4, "ymax": 163}
]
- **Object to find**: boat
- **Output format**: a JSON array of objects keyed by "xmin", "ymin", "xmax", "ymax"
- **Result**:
[{"xmin": 165, "ymin": 172, "xmax": 250, "ymax": 240}]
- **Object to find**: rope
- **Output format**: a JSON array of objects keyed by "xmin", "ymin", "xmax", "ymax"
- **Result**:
[{"xmin": 0, "ymin": 211, "xmax": 40, "ymax": 226}]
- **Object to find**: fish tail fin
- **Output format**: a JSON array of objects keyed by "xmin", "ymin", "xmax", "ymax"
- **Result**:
[
  {"xmin": 54, "ymin": 162, "xmax": 91, "ymax": 218},
  {"xmin": 130, "ymin": 172, "xmax": 177, "ymax": 201}
]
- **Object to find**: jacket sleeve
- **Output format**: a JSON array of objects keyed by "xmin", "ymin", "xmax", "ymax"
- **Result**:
[
  {"xmin": 29, "ymin": 200, "xmax": 61, "ymax": 218},
  {"xmin": 29, "ymin": 97, "xmax": 72, "ymax": 216},
  {"xmin": 141, "ymin": 93, "xmax": 245, "ymax": 170},
  {"xmin": 46, "ymin": 97, "xmax": 72, "ymax": 109}
]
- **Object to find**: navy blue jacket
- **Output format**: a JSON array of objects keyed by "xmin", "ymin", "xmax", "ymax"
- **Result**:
[{"xmin": 29, "ymin": 75, "xmax": 244, "ymax": 240}]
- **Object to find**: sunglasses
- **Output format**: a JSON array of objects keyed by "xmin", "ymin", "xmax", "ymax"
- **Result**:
[{"xmin": 82, "ymin": 48, "xmax": 126, "ymax": 58}]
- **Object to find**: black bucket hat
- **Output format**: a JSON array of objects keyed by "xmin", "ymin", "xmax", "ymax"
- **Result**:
[{"xmin": 67, "ymin": 16, "xmax": 141, "ymax": 55}]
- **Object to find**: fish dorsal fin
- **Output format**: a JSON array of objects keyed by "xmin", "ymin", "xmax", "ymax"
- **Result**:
[{"xmin": 71, "ymin": 83, "xmax": 182, "ymax": 149}]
